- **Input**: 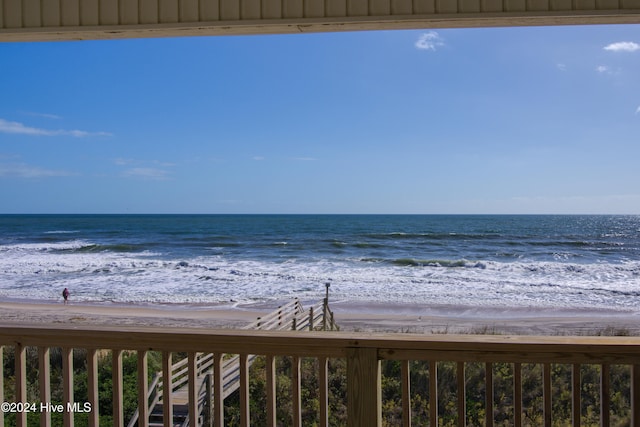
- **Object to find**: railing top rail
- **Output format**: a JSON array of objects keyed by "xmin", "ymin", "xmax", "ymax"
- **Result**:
[{"xmin": 2, "ymin": 324, "xmax": 640, "ymax": 363}]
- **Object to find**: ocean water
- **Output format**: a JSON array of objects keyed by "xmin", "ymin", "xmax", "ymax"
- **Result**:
[{"xmin": 1, "ymin": 214, "xmax": 639, "ymax": 312}]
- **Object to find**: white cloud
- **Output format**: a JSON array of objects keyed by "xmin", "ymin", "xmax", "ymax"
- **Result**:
[
  {"xmin": 0, "ymin": 118, "xmax": 112, "ymax": 137},
  {"xmin": 0, "ymin": 119, "xmax": 55, "ymax": 136},
  {"xmin": 115, "ymin": 158, "xmax": 174, "ymax": 180},
  {"xmin": 121, "ymin": 167, "xmax": 171, "ymax": 180},
  {"xmin": 252, "ymin": 156, "xmax": 265, "ymax": 161},
  {"xmin": 415, "ymin": 31, "xmax": 445, "ymax": 51},
  {"xmin": 0, "ymin": 153, "xmax": 20, "ymax": 161},
  {"xmin": 636, "ymin": 106, "xmax": 640, "ymax": 114},
  {"xmin": 153, "ymin": 160, "xmax": 176, "ymax": 167},
  {"xmin": 115, "ymin": 158, "xmax": 174, "ymax": 167},
  {"xmin": 595, "ymin": 65, "xmax": 620, "ymax": 75},
  {"xmin": 114, "ymin": 158, "xmax": 134, "ymax": 166},
  {"xmin": 21, "ymin": 111, "xmax": 62, "ymax": 120},
  {"xmin": 0, "ymin": 163, "xmax": 75, "ymax": 178},
  {"xmin": 604, "ymin": 41, "xmax": 640, "ymax": 52},
  {"xmin": 556, "ymin": 63, "xmax": 567, "ymax": 71}
]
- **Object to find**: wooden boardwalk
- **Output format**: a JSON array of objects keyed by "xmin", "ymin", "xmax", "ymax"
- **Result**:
[{"xmin": 129, "ymin": 295, "xmax": 338, "ymax": 427}]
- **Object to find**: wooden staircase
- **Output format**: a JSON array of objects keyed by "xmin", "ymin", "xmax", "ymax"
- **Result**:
[
  {"xmin": 128, "ymin": 293, "xmax": 338, "ymax": 427},
  {"xmin": 149, "ymin": 404, "xmax": 188, "ymax": 427}
]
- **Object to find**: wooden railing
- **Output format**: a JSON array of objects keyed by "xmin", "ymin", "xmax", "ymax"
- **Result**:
[
  {"xmin": 249, "ymin": 298, "xmax": 339, "ymax": 332},
  {"xmin": 125, "ymin": 297, "xmax": 339, "ymax": 426},
  {"xmin": 1, "ymin": 326, "xmax": 639, "ymax": 427}
]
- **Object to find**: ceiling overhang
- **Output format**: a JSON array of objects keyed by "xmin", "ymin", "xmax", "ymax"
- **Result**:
[{"xmin": 1, "ymin": 0, "xmax": 639, "ymax": 42}]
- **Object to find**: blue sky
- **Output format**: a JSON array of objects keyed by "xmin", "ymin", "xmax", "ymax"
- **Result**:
[{"xmin": 1, "ymin": 24, "xmax": 639, "ymax": 214}]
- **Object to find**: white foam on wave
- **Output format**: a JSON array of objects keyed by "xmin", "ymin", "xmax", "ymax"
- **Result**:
[
  {"xmin": 0, "ymin": 239, "xmax": 92, "ymax": 253},
  {"xmin": 1, "ymin": 244, "xmax": 640, "ymax": 310}
]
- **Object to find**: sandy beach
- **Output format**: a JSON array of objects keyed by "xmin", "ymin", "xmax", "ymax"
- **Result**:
[{"xmin": 1, "ymin": 299, "xmax": 639, "ymax": 336}]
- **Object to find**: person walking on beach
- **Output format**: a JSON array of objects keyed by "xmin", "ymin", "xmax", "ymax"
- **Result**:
[{"xmin": 62, "ymin": 287, "xmax": 70, "ymax": 304}]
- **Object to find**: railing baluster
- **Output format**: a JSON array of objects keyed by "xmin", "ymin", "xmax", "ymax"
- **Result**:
[
  {"xmin": 514, "ymin": 363, "xmax": 522, "ymax": 427},
  {"xmin": 266, "ymin": 355, "xmax": 277, "ymax": 427},
  {"xmin": 632, "ymin": 364, "xmax": 640, "ymax": 427},
  {"xmin": 600, "ymin": 364, "xmax": 610, "ymax": 427},
  {"xmin": 113, "ymin": 349, "xmax": 124, "ymax": 427},
  {"xmin": 87, "ymin": 349, "xmax": 99, "ymax": 427},
  {"xmin": 457, "ymin": 361, "xmax": 466, "ymax": 427},
  {"xmin": 163, "ymin": 351, "xmax": 173, "ymax": 427},
  {"xmin": 543, "ymin": 363, "xmax": 552, "ymax": 427},
  {"xmin": 206, "ymin": 373, "xmax": 213, "ymax": 427},
  {"xmin": 15, "ymin": 343, "xmax": 27, "ymax": 427},
  {"xmin": 402, "ymin": 360, "xmax": 411, "ymax": 427},
  {"xmin": 138, "ymin": 350, "xmax": 149, "ymax": 427},
  {"xmin": 486, "ymin": 362, "xmax": 494, "ymax": 427},
  {"xmin": 39, "ymin": 346, "xmax": 52, "ymax": 427},
  {"xmin": 214, "ymin": 353, "xmax": 223, "ymax": 427},
  {"xmin": 188, "ymin": 352, "xmax": 198, "ymax": 427},
  {"xmin": 0, "ymin": 346, "xmax": 3, "ymax": 427},
  {"xmin": 240, "ymin": 354, "xmax": 250, "ymax": 427},
  {"xmin": 63, "ymin": 347, "xmax": 74, "ymax": 427},
  {"xmin": 429, "ymin": 361, "xmax": 438, "ymax": 427},
  {"xmin": 572, "ymin": 364, "xmax": 581, "ymax": 427},
  {"xmin": 319, "ymin": 357, "xmax": 329, "ymax": 427},
  {"xmin": 293, "ymin": 356, "xmax": 302, "ymax": 427}
]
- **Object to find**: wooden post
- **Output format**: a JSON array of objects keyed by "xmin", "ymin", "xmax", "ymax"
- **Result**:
[
  {"xmin": 543, "ymin": 363, "xmax": 552, "ymax": 427},
  {"xmin": 240, "ymin": 354, "xmax": 250, "ymax": 427},
  {"xmin": 137, "ymin": 351, "xmax": 149, "ymax": 427},
  {"xmin": 162, "ymin": 352, "xmax": 174, "ymax": 427},
  {"xmin": 63, "ymin": 347, "xmax": 74, "ymax": 427},
  {"xmin": 572, "ymin": 364, "xmax": 581, "ymax": 427},
  {"xmin": 112, "ymin": 350, "xmax": 124, "ymax": 427},
  {"xmin": 214, "ymin": 353, "xmax": 223, "ymax": 427},
  {"xmin": 401, "ymin": 360, "xmax": 411, "ymax": 427},
  {"xmin": 309, "ymin": 307, "xmax": 314, "ymax": 331},
  {"xmin": 323, "ymin": 282, "xmax": 330, "ymax": 331},
  {"xmin": 293, "ymin": 356, "xmax": 302, "ymax": 427},
  {"xmin": 188, "ymin": 352, "xmax": 198, "ymax": 427},
  {"xmin": 632, "ymin": 364, "xmax": 640, "ymax": 427},
  {"xmin": 601, "ymin": 364, "xmax": 611, "ymax": 427},
  {"xmin": 266, "ymin": 355, "xmax": 277, "ymax": 427},
  {"xmin": 319, "ymin": 357, "xmax": 329, "ymax": 427},
  {"xmin": 514, "ymin": 363, "xmax": 522, "ymax": 427},
  {"xmin": 457, "ymin": 361, "xmax": 465, "ymax": 427},
  {"xmin": 429, "ymin": 361, "xmax": 438, "ymax": 427},
  {"xmin": 87, "ymin": 349, "xmax": 100, "ymax": 427},
  {"xmin": 347, "ymin": 347, "xmax": 381, "ymax": 427},
  {"xmin": 485, "ymin": 362, "xmax": 494, "ymax": 427},
  {"xmin": 39, "ymin": 347, "xmax": 52, "ymax": 427},
  {"xmin": 0, "ymin": 347, "xmax": 3, "ymax": 427},
  {"xmin": 206, "ymin": 373, "xmax": 213, "ymax": 427},
  {"xmin": 15, "ymin": 343, "xmax": 27, "ymax": 427}
]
